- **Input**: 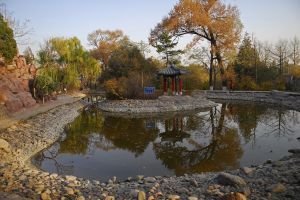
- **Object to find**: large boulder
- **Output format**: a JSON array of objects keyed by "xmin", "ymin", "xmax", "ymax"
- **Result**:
[{"xmin": 216, "ymin": 173, "xmax": 247, "ymax": 187}]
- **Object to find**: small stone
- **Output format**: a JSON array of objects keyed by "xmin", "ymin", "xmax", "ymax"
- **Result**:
[
  {"xmin": 241, "ymin": 187, "xmax": 251, "ymax": 197},
  {"xmin": 190, "ymin": 179, "xmax": 198, "ymax": 187},
  {"xmin": 241, "ymin": 167, "xmax": 254, "ymax": 175},
  {"xmin": 138, "ymin": 191, "xmax": 146, "ymax": 200},
  {"xmin": 188, "ymin": 197, "xmax": 198, "ymax": 200},
  {"xmin": 136, "ymin": 175, "xmax": 144, "ymax": 181},
  {"xmin": 144, "ymin": 177, "xmax": 156, "ymax": 183},
  {"xmin": 41, "ymin": 192, "xmax": 51, "ymax": 200},
  {"xmin": 216, "ymin": 173, "xmax": 246, "ymax": 187},
  {"xmin": 265, "ymin": 159, "xmax": 272, "ymax": 164},
  {"xmin": 112, "ymin": 176, "xmax": 117, "ymax": 182},
  {"xmin": 105, "ymin": 196, "xmax": 115, "ymax": 200},
  {"xmin": 155, "ymin": 192, "xmax": 163, "ymax": 197},
  {"xmin": 50, "ymin": 173, "xmax": 58, "ymax": 179},
  {"xmin": 288, "ymin": 149, "xmax": 300, "ymax": 154},
  {"xmin": 168, "ymin": 194, "xmax": 180, "ymax": 200},
  {"xmin": 65, "ymin": 175, "xmax": 77, "ymax": 182},
  {"xmin": 225, "ymin": 192, "xmax": 246, "ymax": 200},
  {"xmin": 148, "ymin": 196, "xmax": 155, "ymax": 200},
  {"xmin": 76, "ymin": 196, "xmax": 85, "ymax": 200},
  {"xmin": 268, "ymin": 183, "xmax": 286, "ymax": 193},
  {"xmin": 130, "ymin": 189, "xmax": 139, "ymax": 197},
  {"xmin": 176, "ymin": 187, "xmax": 189, "ymax": 194},
  {"xmin": 65, "ymin": 187, "xmax": 74, "ymax": 195},
  {"xmin": 208, "ymin": 184, "xmax": 221, "ymax": 190},
  {"xmin": 207, "ymin": 188, "xmax": 224, "ymax": 196}
]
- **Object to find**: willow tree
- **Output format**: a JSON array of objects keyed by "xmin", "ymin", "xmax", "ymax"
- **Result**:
[
  {"xmin": 37, "ymin": 37, "xmax": 101, "ymax": 90},
  {"xmin": 150, "ymin": 0, "xmax": 243, "ymax": 89}
]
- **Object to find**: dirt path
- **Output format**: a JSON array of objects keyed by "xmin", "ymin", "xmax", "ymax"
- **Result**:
[{"xmin": 0, "ymin": 93, "xmax": 85, "ymax": 131}]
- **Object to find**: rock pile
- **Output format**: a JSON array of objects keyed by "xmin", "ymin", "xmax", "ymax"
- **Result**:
[{"xmin": 0, "ymin": 56, "xmax": 36, "ymax": 113}]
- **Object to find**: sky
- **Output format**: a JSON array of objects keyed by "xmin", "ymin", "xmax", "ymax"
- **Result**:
[{"xmin": 3, "ymin": 0, "xmax": 300, "ymax": 55}]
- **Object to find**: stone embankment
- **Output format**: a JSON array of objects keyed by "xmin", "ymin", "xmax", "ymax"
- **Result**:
[
  {"xmin": 98, "ymin": 95, "xmax": 217, "ymax": 114},
  {"xmin": 193, "ymin": 90, "xmax": 300, "ymax": 111},
  {"xmin": 0, "ymin": 101, "xmax": 84, "ymax": 165}
]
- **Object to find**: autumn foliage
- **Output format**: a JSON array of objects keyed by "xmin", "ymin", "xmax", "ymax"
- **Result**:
[{"xmin": 150, "ymin": 0, "xmax": 243, "ymax": 87}]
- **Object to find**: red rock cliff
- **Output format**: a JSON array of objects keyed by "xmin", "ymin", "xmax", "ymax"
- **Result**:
[{"xmin": 0, "ymin": 56, "xmax": 37, "ymax": 113}]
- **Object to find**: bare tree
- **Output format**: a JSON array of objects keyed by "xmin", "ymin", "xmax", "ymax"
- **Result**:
[
  {"xmin": 135, "ymin": 40, "xmax": 150, "ymax": 58},
  {"xmin": 0, "ymin": 2, "xmax": 33, "ymax": 47},
  {"xmin": 268, "ymin": 39, "xmax": 289, "ymax": 75},
  {"xmin": 289, "ymin": 36, "xmax": 300, "ymax": 68}
]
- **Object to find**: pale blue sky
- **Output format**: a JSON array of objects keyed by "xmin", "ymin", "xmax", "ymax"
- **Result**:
[{"xmin": 3, "ymin": 0, "xmax": 300, "ymax": 54}]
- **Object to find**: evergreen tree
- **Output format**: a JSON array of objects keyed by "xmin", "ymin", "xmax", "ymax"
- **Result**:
[
  {"xmin": 0, "ymin": 14, "xmax": 17, "ymax": 63},
  {"xmin": 150, "ymin": 31, "xmax": 183, "ymax": 66},
  {"xmin": 235, "ymin": 33, "xmax": 259, "ymax": 79}
]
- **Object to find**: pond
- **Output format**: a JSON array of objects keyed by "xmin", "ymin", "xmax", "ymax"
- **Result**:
[{"xmin": 32, "ymin": 102, "xmax": 300, "ymax": 181}]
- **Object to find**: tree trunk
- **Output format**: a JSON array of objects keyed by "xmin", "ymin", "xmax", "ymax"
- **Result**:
[
  {"xmin": 213, "ymin": 65, "xmax": 217, "ymax": 89},
  {"xmin": 211, "ymin": 37, "xmax": 226, "ymax": 89},
  {"xmin": 209, "ymin": 49, "xmax": 213, "ymax": 90},
  {"xmin": 216, "ymin": 51, "xmax": 226, "ymax": 89}
]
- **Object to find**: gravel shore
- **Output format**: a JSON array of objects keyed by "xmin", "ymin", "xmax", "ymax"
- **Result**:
[
  {"xmin": 98, "ymin": 95, "xmax": 217, "ymax": 114},
  {"xmin": 0, "ymin": 98, "xmax": 300, "ymax": 200}
]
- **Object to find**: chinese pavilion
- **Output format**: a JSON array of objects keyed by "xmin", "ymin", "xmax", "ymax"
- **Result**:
[{"xmin": 157, "ymin": 64, "xmax": 188, "ymax": 95}]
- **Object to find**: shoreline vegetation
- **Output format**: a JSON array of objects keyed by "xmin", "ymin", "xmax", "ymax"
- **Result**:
[{"xmin": 0, "ymin": 92, "xmax": 299, "ymax": 199}]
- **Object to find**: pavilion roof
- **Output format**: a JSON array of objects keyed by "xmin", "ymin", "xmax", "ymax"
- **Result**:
[{"xmin": 157, "ymin": 64, "xmax": 188, "ymax": 76}]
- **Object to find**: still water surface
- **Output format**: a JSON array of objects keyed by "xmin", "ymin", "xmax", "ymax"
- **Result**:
[{"xmin": 32, "ymin": 102, "xmax": 300, "ymax": 181}]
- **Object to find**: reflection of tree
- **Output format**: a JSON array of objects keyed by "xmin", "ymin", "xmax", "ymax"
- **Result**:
[
  {"xmin": 153, "ymin": 104, "xmax": 243, "ymax": 175},
  {"xmin": 224, "ymin": 102, "xmax": 297, "ymax": 142},
  {"xmin": 100, "ymin": 117, "xmax": 159, "ymax": 156},
  {"xmin": 33, "ymin": 143, "xmax": 74, "ymax": 174},
  {"xmin": 59, "ymin": 110, "xmax": 104, "ymax": 154},
  {"xmin": 226, "ymin": 103, "xmax": 267, "ymax": 143},
  {"xmin": 262, "ymin": 108, "xmax": 295, "ymax": 137}
]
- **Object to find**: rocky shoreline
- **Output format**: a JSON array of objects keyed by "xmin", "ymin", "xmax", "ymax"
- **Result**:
[
  {"xmin": 98, "ymin": 95, "xmax": 217, "ymax": 114},
  {"xmin": 193, "ymin": 90, "xmax": 300, "ymax": 111},
  {"xmin": 0, "ymin": 96, "xmax": 299, "ymax": 199}
]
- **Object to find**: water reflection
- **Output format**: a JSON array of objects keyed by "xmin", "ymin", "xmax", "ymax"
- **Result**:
[{"xmin": 32, "ymin": 102, "xmax": 300, "ymax": 180}]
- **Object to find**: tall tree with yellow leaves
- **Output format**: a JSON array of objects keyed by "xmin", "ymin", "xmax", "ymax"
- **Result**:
[
  {"xmin": 150, "ymin": 0, "xmax": 243, "ymax": 89},
  {"xmin": 87, "ymin": 29, "xmax": 129, "ymax": 70}
]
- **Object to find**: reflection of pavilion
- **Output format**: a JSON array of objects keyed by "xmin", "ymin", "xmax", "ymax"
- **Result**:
[{"xmin": 160, "ymin": 117, "xmax": 189, "ymax": 143}]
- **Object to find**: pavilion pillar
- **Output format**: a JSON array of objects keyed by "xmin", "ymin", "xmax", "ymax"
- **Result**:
[
  {"xmin": 163, "ymin": 77, "xmax": 167, "ymax": 95},
  {"xmin": 175, "ymin": 76, "xmax": 178, "ymax": 95},
  {"xmin": 172, "ymin": 77, "xmax": 175, "ymax": 95},
  {"xmin": 179, "ymin": 77, "xmax": 182, "ymax": 95}
]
